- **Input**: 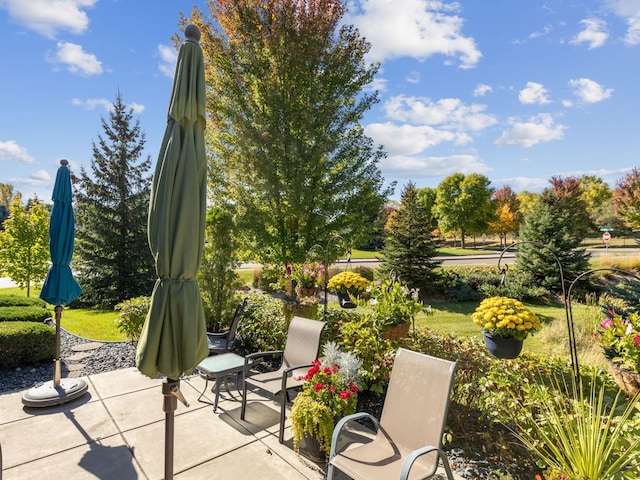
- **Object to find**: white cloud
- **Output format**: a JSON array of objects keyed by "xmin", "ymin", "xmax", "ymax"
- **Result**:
[
  {"xmin": 49, "ymin": 42, "xmax": 102, "ymax": 76},
  {"xmin": 607, "ymin": 0, "xmax": 640, "ymax": 45},
  {"xmin": 365, "ymin": 122, "xmax": 470, "ymax": 156},
  {"xmin": 71, "ymin": 98, "xmax": 146, "ymax": 113},
  {"xmin": 570, "ymin": 18, "xmax": 608, "ymax": 49},
  {"xmin": 498, "ymin": 175, "xmax": 549, "ymax": 192},
  {"xmin": 0, "ymin": 0, "xmax": 95, "ymax": 38},
  {"xmin": 528, "ymin": 24, "xmax": 554, "ymax": 40},
  {"xmin": 495, "ymin": 113, "xmax": 566, "ymax": 148},
  {"xmin": 10, "ymin": 169, "xmax": 52, "ymax": 189},
  {"xmin": 347, "ymin": 0, "xmax": 481, "ymax": 68},
  {"xmin": 71, "ymin": 97, "xmax": 111, "ymax": 111},
  {"xmin": 0, "ymin": 140, "xmax": 35, "ymax": 164},
  {"xmin": 405, "ymin": 71, "xmax": 421, "ymax": 84},
  {"xmin": 129, "ymin": 103, "xmax": 145, "ymax": 114},
  {"xmin": 569, "ymin": 78, "xmax": 613, "ymax": 103},
  {"xmin": 382, "ymin": 95, "xmax": 497, "ymax": 131},
  {"xmin": 158, "ymin": 44, "xmax": 178, "ymax": 78},
  {"xmin": 368, "ymin": 76, "xmax": 388, "ymax": 93},
  {"xmin": 519, "ymin": 82, "xmax": 551, "ymax": 105},
  {"xmin": 380, "ymin": 154, "xmax": 491, "ymax": 178},
  {"xmin": 473, "ymin": 84, "xmax": 493, "ymax": 97}
]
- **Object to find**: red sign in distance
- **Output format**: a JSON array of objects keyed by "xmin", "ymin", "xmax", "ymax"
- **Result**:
[{"xmin": 603, "ymin": 232, "xmax": 611, "ymax": 242}]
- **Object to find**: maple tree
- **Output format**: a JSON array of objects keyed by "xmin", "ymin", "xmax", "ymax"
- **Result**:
[{"xmin": 185, "ymin": 0, "xmax": 391, "ymax": 267}]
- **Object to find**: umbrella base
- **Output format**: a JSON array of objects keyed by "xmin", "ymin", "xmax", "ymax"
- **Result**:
[{"xmin": 21, "ymin": 378, "xmax": 89, "ymax": 408}]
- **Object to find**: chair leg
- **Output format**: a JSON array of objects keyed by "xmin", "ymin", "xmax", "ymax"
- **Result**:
[
  {"xmin": 240, "ymin": 379, "xmax": 248, "ymax": 420},
  {"xmin": 326, "ymin": 463, "xmax": 335, "ymax": 480},
  {"xmin": 279, "ymin": 390, "xmax": 286, "ymax": 443}
]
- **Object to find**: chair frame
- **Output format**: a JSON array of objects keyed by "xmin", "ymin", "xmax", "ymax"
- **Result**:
[
  {"xmin": 206, "ymin": 298, "xmax": 247, "ymax": 355},
  {"xmin": 240, "ymin": 316, "xmax": 325, "ymax": 443},
  {"xmin": 327, "ymin": 348, "xmax": 457, "ymax": 480}
]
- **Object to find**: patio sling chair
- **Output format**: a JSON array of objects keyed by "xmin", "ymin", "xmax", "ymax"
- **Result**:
[
  {"xmin": 241, "ymin": 316, "xmax": 325, "ymax": 443},
  {"xmin": 328, "ymin": 348, "xmax": 457, "ymax": 480},
  {"xmin": 207, "ymin": 298, "xmax": 247, "ymax": 355}
]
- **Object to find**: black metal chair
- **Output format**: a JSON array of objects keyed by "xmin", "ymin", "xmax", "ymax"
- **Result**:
[{"xmin": 206, "ymin": 298, "xmax": 247, "ymax": 355}]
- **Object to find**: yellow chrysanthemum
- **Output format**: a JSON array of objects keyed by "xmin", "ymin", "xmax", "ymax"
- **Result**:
[{"xmin": 471, "ymin": 296, "xmax": 542, "ymax": 341}]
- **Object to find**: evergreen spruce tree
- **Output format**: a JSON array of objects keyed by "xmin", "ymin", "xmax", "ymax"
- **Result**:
[
  {"xmin": 73, "ymin": 92, "xmax": 154, "ymax": 308},
  {"xmin": 380, "ymin": 182, "xmax": 439, "ymax": 294},
  {"xmin": 516, "ymin": 189, "xmax": 590, "ymax": 295}
]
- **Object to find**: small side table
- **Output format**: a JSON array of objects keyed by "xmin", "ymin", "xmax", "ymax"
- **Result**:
[{"xmin": 196, "ymin": 353, "xmax": 246, "ymax": 412}]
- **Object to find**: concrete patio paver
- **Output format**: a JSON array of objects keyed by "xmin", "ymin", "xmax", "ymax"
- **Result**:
[{"xmin": 0, "ymin": 366, "xmax": 465, "ymax": 480}]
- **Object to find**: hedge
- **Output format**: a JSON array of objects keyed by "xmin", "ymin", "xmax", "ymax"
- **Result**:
[
  {"xmin": 0, "ymin": 295, "xmax": 47, "ymax": 308},
  {"xmin": 0, "ymin": 321, "xmax": 55, "ymax": 369},
  {"xmin": 0, "ymin": 306, "xmax": 51, "ymax": 323}
]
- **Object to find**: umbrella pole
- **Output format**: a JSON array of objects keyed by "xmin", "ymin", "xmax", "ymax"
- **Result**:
[
  {"xmin": 54, "ymin": 305, "xmax": 63, "ymax": 387},
  {"xmin": 163, "ymin": 378, "xmax": 188, "ymax": 480}
]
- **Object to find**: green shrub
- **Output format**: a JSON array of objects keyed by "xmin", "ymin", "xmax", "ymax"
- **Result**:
[
  {"xmin": 0, "ymin": 305, "xmax": 50, "ymax": 323},
  {"xmin": 235, "ymin": 293, "xmax": 287, "ymax": 353},
  {"xmin": 352, "ymin": 266, "xmax": 374, "ymax": 281},
  {"xmin": 321, "ymin": 308, "xmax": 365, "ymax": 344},
  {"xmin": 114, "ymin": 296, "xmax": 150, "ymax": 342},
  {"xmin": 0, "ymin": 295, "xmax": 47, "ymax": 308},
  {"xmin": 338, "ymin": 314, "xmax": 396, "ymax": 394},
  {"xmin": 256, "ymin": 264, "xmax": 285, "ymax": 293},
  {"xmin": 0, "ymin": 321, "xmax": 55, "ymax": 369}
]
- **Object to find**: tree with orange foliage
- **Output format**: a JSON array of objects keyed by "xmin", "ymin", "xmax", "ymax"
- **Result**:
[
  {"xmin": 488, "ymin": 186, "xmax": 522, "ymax": 247},
  {"xmin": 613, "ymin": 167, "xmax": 640, "ymax": 229}
]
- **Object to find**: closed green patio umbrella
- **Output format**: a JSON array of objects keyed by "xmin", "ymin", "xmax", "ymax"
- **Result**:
[
  {"xmin": 22, "ymin": 158, "xmax": 86, "ymax": 407},
  {"xmin": 135, "ymin": 24, "xmax": 208, "ymax": 479}
]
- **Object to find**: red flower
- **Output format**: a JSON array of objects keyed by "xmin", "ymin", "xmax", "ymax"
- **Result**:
[
  {"xmin": 329, "ymin": 385, "xmax": 336, "ymax": 393},
  {"xmin": 313, "ymin": 383, "xmax": 323, "ymax": 392},
  {"xmin": 634, "ymin": 335, "xmax": 640, "ymax": 347},
  {"xmin": 340, "ymin": 390, "xmax": 351, "ymax": 400},
  {"xmin": 348, "ymin": 382, "xmax": 359, "ymax": 393},
  {"xmin": 324, "ymin": 367, "xmax": 332, "ymax": 375}
]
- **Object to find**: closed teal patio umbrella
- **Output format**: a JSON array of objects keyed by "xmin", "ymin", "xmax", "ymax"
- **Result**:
[
  {"xmin": 135, "ymin": 25, "xmax": 208, "ymax": 479},
  {"xmin": 22, "ymin": 159, "xmax": 86, "ymax": 407}
]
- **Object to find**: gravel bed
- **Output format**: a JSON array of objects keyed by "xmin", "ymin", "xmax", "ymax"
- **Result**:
[{"xmin": 0, "ymin": 327, "xmax": 136, "ymax": 395}]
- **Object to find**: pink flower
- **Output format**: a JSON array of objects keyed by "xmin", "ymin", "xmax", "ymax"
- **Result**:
[
  {"xmin": 634, "ymin": 335, "xmax": 640, "ymax": 347},
  {"xmin": 600, "ymin": 319, "xmax": 613, "ymax": 329}
]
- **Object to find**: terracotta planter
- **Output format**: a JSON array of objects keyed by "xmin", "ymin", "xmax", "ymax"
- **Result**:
[
  {"xmin": 295, "ymin": 285, "xmax": 320, "ymax": 298},
  {"xmin": 609, "ymin": 361, "xmax": 640, "ymax": 395},
  {"xmin": 383, "ymin": 320, "xmax": 411, "ymax": 341},
  {"xmin": 483, "ymin": 333, "xmax": 523, "ymax": 359}
]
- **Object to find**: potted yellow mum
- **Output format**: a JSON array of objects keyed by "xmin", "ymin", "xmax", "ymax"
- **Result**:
[
  {"xmin": 471, "ymin": 296, "xmax": 542, "ymax": 359},
  {"xmin": 326, "ymin": 271, "xmax": 370, "ymax": 308}
]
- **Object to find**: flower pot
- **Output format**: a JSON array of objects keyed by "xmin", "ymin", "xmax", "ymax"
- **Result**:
[
  {"xmin": 295, "ymin": 285, "xmax": 320, "ymax": 298},
  {"xmin": 483, "ymin": 333, "xmax": 523, "ymax": 359},
  {"xmin": 383, "ymin": 320, "xmax": 411, "ymax": 341},
  {"xmin": 609, "ymin": 361, "xmax": 640, "ymax": 396},
  {"xmin": 297, "ymin": 433, "xmax": 327, "ymax": 463},
  {"xmin": 337, "ymin": 292, "xmax": 356, "ymax": 309}
]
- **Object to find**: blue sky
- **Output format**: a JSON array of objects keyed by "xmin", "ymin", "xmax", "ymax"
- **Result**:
[{"xmin": 1, "ymin": 0, "xmax": 640, "ymax": 203}]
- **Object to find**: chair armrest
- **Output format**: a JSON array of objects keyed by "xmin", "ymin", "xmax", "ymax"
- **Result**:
[
  {"xmin": 329, "ymin": 412, "xmax": 380, "ymax": 461},
  {"xmin": 280, "ymin": 363, "xmax": 313, "ymax": 393},
  {"xmin": 400, "ymin": 445, "xmax": 452, "ymax": 480},
  {"xmin": 206, "ymin": 331, "xmax": 228, "ymax": 339},
  {"xmin": 243, "ymin": 350, "xmax": 284, "ymax": 374}
]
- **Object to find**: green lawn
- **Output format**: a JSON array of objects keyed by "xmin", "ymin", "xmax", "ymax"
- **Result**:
[{"xmin": 1, "ymin": 286, "xmax": 126, "ymax": 342}]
